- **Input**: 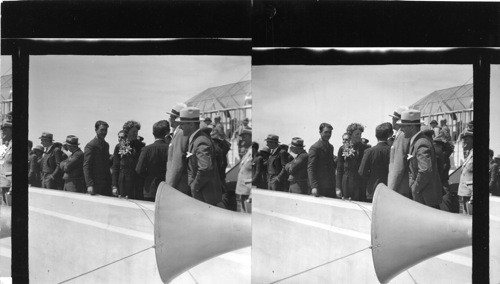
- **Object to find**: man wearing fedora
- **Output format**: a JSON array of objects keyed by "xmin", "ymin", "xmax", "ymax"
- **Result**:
[
  {"xmin": 39, "ymin": 132, "xmax": 63, "ymax": 190},
  {"xmin": 165, "ymin": 102, "xmax": 191, "ymax": 196},
  {"xmin": 358, "ymin": 122, "xmax": 392, "ymax": 202},
  {"xmin": 266, "ymin": 134, "xmax": 290, "ymax": 192},
  {"xmin": 458, "ymin": 127, "xmax": 473, "ymax": 214},
  {"xmin": 83, "ymin": 121, "xmax": 112, "ymax": 196},
  {"xmin": 398, "ymin": 110, "xmax": 442, "ymax": 209},
  {"xmin": 178, "ymin": 107, "xmax": 223, "ymax": 206},
  {"xmin": 285, "ymin": 137, "xmax": 309, "ymax": 195},
  {"xmin": 307, "ymin": 123, "xmax": 337, "ymax": 198},
  {"xmin": 388, "ymin": 105, "xmax": 412, "ymax": 199},
  {"xmin": 60, "ymin": 135, "xmax": 86, "ymax": 193},
  {"xmin": 29, "ymin": 145, "xmax": 44, "ymax": 188},
  {"xmin": 0, "ymin": 118, "xmax": 12, "ymax": 204}
]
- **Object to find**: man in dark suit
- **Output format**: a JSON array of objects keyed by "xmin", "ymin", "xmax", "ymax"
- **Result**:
[
  {"xmin": 285, "ymin": 137, "xmax": 309, "ymax": 194},
  {"xmin": 83, "ymin": 121, "xmax": 112, "ymax": 196},
  {"xmin": 307, "ymin": 123, "xmax": 337, "ymax": 198},
  {"xmin": 60, "ymin": 135, "xmax": 86, "ymax": 193},
  {"xmin": 165, "ymin": 102, "xmax": 190, "ymax": 196},
  {"xmin": 388, "ymin": 105, "xmax": 412, "ymax": 198},
  {"xmin": 399, "ymin": 110, "xmax": 442, "ymax": 208},
  {"xmin": 265, "ymin": 134, "xmax": 290, "ymax": 192},
  {"xmin": 358, "ymin": 122, "xmax": 392, "ymax": 202},
  {"xmin": 136, "ymin": 120, "xmax": 170, "ymax": 202},
  {"xmin": 178, "ymin": 107, "xmax": 223, "ymax": 206},
  {"xmin": 39, "ymin": 132, "xmax": 63, "ymax": 190}
]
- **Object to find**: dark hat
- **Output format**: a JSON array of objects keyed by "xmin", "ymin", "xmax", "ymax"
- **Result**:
[
  {"xmin": 290, "ymin": 137, "xmax": 305, "ymax": 148},
  {"xmin": 264, "ymin": 134, "xmax": 279, "ymax": 143},
  {"xmin": 396, "ymin": 110, "xmax": 424, "ymax": 126},
  {"xmin": 175, "ymin": 107, "xmax": 202, "ymax": 123},
  {"xmin": 242, "ymin": 118, "xmax": 249, "ymax": 122},
  {"xmin": 389, "ymin": 105, "xmax": 409, "ymax": 119},
  {"xmin": 430, "ymin": 120, "xmax": 438, "ymax": 125},
  {"xmin": 166, "ymin": 102, "xmax": 187, "ymax": 117},
  {"xmin": 204, "ymin": 117, "xmax": 212, "ymax": 122},
  {"xmin": 63, "ymin": 135, "xmax": 80, "ymax": 146},
  {"xmin": 239, "ymin": 128, "xmax": 252, "ymax": 136},
  {"xmin": 33, "ymin": 145, "xmax": 44, "ymax": 152},
  {"xmin": 39, "ymin": 132, "xmax": 54, "ymax": 140}
]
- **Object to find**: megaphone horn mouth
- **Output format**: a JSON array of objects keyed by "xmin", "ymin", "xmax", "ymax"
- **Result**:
[
  {"xmin": 371, "ymin": 183, "xmax": 472, "ymax": 283},
  {"xmin": 154, "ymin": 182, "xmax": 251, "ymax": 283}
]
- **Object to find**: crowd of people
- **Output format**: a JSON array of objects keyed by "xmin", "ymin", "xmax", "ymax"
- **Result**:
[
  {"xmin": 250, "ymin": 105, "xmax": 478, "ymax": 215},
  {"xmin": 22, "ymin": 103, "xmax": 254, "ymax": 212},
  {"xmin": 2, "ymin": 103, "xmax": 497, "ymax": 217}
]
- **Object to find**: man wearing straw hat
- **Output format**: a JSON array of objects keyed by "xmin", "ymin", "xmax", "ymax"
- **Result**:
[
  {"xmin": 39, "ymin": 132, "xmax": 63, "ymax": 190},
  {"xmin": 398, "ymin": 109, "xmax": 442, "ymax": 209},
  {"xmin": 285, "ymin": 137, "xmax": 309, "ymax": 195},
  {"xmin": 0, "ymin": 118, "xmax": 12, "ymax": 204},
  {"xmin": 178, "ymin": 107, "xmax": 222, "ymax": 206},
  {"xmin": 388, "ymin": 105, "xmax": 412, "ymax": 199},
  {"xmin": 165, "ymin": 102, "xmax": 190, "ymax": 196},
  {"xmin": 60, "ymin": 135, "xmax": 86, "ymax": 193}
]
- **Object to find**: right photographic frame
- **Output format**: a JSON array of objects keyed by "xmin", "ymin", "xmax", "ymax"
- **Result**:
[{"xmin": 250, "ymin": 48, "xmax": 499, "ymax": 284}]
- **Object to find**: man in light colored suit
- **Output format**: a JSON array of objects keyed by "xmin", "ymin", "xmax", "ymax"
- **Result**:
[
  {"xmin": 178, "ymin": 107, "xmax": 223, "ymax": 206},
  {"xmin": 165, "ymin": 103, "xmax": 190, "ymax": 196},
  {"xmin": 458, "ymin": 128, "xmax": 473, "ymax": 214},
  {"xmin": 388, "ymin": 105, "xmax": 412, "ymax": 198},
  {"xmin": 398, "ymin": 110, "xmax": 442, "ymax": 208},
  {"xmin": 0, "ymin": 119, "xmax": 12, "ymax": 204}
]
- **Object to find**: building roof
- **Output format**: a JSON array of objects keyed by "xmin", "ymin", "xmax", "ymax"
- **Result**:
[
  {"xmin": 409, "ymin": 83, "xmax": 473, "ymax": 116},
  {"xmin": 185, "ymin": 80, "xmax": 251, "ymax": 113}
]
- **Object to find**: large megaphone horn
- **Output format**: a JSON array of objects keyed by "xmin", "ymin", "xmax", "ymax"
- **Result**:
[
  {"xmin": 154, "ymin": 182, "xmax": 251, "ymax": 283},
  {"xmin": 371, "ymin": 184, "xmax": 472, "ymax": 283}
]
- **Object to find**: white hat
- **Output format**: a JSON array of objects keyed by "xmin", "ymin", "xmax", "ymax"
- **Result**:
[
  {"xmin": 166, "ymin": 102, "xmax": 188, "ymax": 117},
  {"xmin": 175, "ymin": 107, "xmax": 202, "ymax": 123},
  {"xmin": 396, "ymin": 109, "xmax": 424, "ymax": 125}
]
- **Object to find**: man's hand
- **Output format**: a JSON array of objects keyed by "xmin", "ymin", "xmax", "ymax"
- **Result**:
[
  {"xmin": 112, "ymin": 187, "xmax": 118, "ymax": 197},
  {"xmin": 87, "ymin": 186, "xmax": 95, "ymax": 195},
  {"xmin": 336, "ymin": 188, "xmax": 342, "ymax": 198},
  {"xmin": 311, "ymin": 188, "xmax": 319, "ymax": 197}
]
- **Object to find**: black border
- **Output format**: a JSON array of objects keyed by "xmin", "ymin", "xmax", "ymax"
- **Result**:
[{"xmin": 252, "ymin": 1, "xmax": 500, "ymax": 47}]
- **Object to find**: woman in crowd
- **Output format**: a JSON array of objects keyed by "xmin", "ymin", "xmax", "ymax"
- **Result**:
[
  {"xmin": 336, "ymin": 124, "xmax": 370, "ymax": 201},
  {"xmin": 112, "ymin": 120, "xmax": 145, "ymax": 200}
]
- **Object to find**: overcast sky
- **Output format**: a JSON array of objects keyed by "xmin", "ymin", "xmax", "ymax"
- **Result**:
[
  {"xmin": 253, "ymin": 64, "xmax": 500, "ymax": 156},
  {"xmin": 1, "ymin": 55, "xmax": 250, "ymax": 147}
]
